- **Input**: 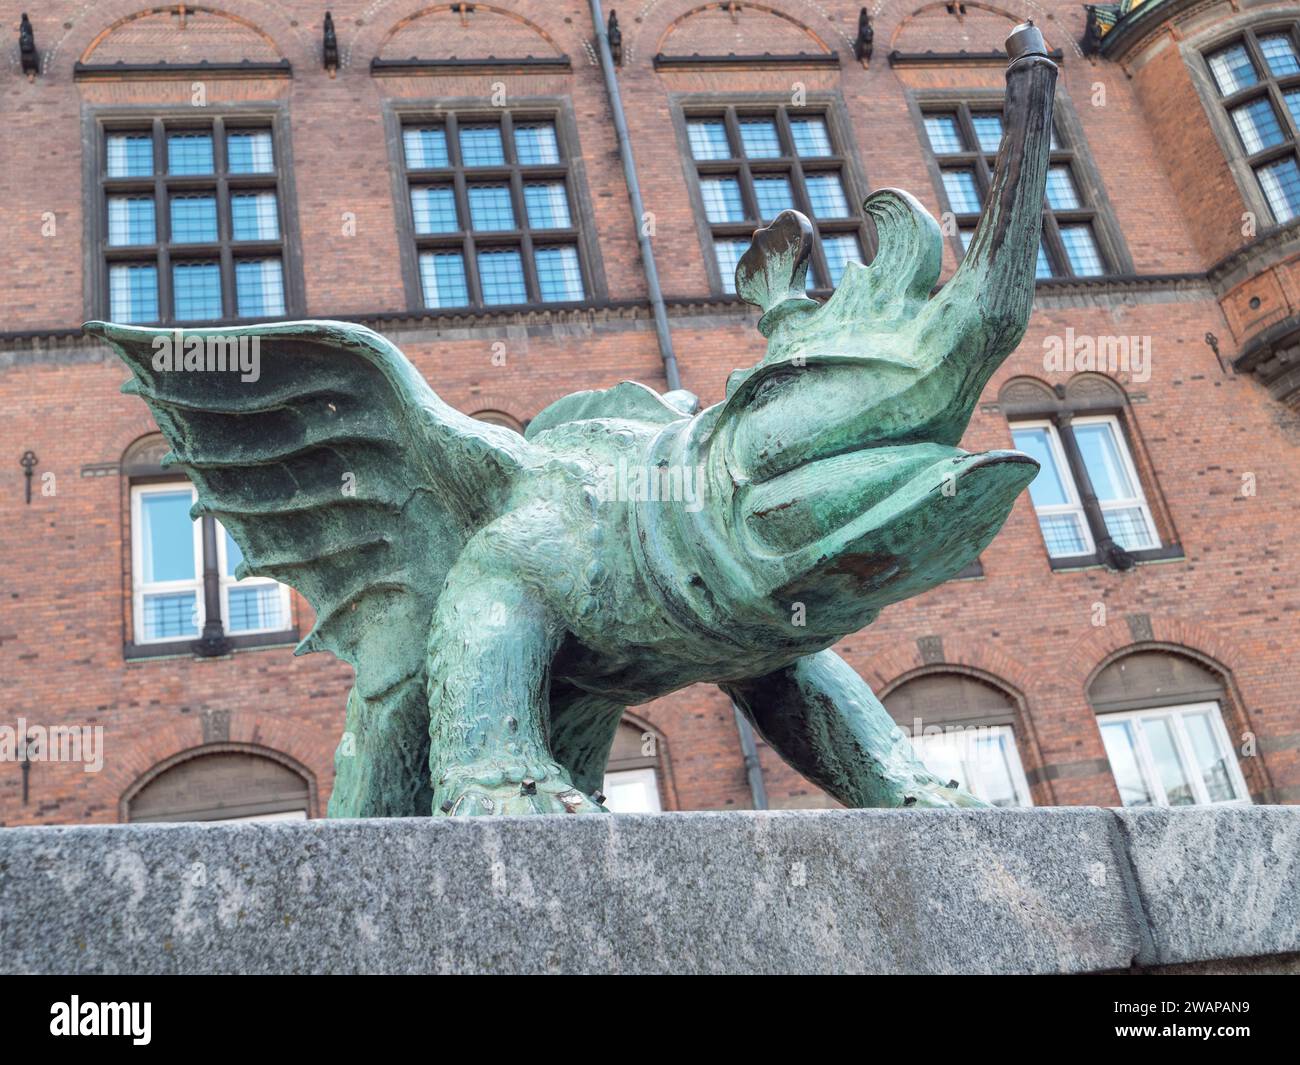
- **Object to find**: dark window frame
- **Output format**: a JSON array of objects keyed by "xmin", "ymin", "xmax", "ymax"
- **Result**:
[
  {"xmin": 1193, "ymin": 20, "xmax": 1300, "ymax": 226},
  {"xmin": 670, "ymin": 93, "xmax": 874, "ymax": 296},
  {"xmin": 1000, "ymin": 380, "xmax": 1182, "ymax": 572},
  {"xmin": 383, "ymin": 98, "xmax": 606, "ymax": 312},
  {"xmin": 87, "ymin": 104, "xmax": 304, "ymax": 326},
  {"xmin": 909, "ymin": 87, "xmax": 1132, "ymax": 280}
]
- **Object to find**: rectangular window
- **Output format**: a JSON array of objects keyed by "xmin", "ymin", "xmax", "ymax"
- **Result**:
[
  {"xmin": 684, "ymin": 105, "xmax": 869, "ymax": 294},
  {"xmin": 1011, "ymin": 416, "xmax": 1160, "ymax": 561},
  {"xmin": 1100, "ymin": 703, "xmax": 1250, "ymax": 807},
  {"xmin": 1204, "ymin": 26, "xmax": 1300, "ymax": 224},
  {"xmin": 912, "ymin": 726, "xmax": 1033, "ymax": 808},
  {"xmin": 98, "ymin": 117, "xmax": 293, "ymax": 323},
  {"xmin": 131, "ymin": 483, "xmax": 292, "ymax": 648},
  {"xmin": 920, "ymin": 100, "xmax": 1113, "ymax": 278},
  {"xmin": 396, "ymin": 111, "xmax": 589, "ymax": 309}
]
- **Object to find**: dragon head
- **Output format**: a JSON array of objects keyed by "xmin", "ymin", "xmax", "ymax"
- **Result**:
[{"xmin": 689, "ymin": 23, "xmax": 1057, "ymax": 638}]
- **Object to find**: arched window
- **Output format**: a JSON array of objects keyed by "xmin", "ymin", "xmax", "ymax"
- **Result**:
[
  {"xmin": 125, "ymin": 748, "xmax": 312, "ymax": 822},
  {"xmin": 602, "ymin": 720, "xmax": 666, "ymax": 813},
  {"xmin": 1000, "ymin": 375, "xmax": 1179, "ymax": 571},
  {"xmin": 123, "ymin": 434, "xmax": 293, "ymax": 657},
  {"xmin": 471, "ymin": 409, "xmax": 526, "ymax": 434},
  {"xmin": 882, "ymin": 672, "xmax": 1033, "ymax": 807},
  {"xmin": 1090, "ymin": 651, "xmax": 1250, "ymax": 807}
]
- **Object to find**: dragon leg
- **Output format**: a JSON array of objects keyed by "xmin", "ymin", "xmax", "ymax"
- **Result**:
[
  {"xmin": 427, "ymin": 553, "xmax": 604, "ymax": 816},
  {"xmin": 722, "ymin": 650, "xmax": 988, "ymax": 809}
]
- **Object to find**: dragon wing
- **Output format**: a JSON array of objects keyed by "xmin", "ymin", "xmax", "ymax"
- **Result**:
[{"xmin": 88, "ymin": 319, "xmax": 531, "ymax": 813}]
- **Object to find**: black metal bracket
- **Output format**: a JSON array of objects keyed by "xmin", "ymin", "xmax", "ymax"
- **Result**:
[
  {"xmin": 20, "ymin": 450, "xmax": 37, "ymax": 504},
  {"xmin": 323, "ymin": 11, "xmax": 339, "ymax": 77},
  {"xmin": 608, "ymin": 9, "xmax": 623, "ymax": 67},
  {"xmin": 20, "ymin": 12, "xmax": 38, "ymax": 79},
  {"xmin": 854, "ymin": 8, "xmax": 873, "ymax": 63},
  {"xmin": 1205, "ymin": 331, "xmax": 1231, "ymax": 375}
]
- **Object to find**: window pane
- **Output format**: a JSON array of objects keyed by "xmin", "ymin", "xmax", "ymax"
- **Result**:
[
  {"xmin": 971, "ymin": 114, "xmax": 1004, "ymax": 153},
  {"xmin": 821, "ymin": 233, "xmax": 862, "ymax": 287},
  {"xmin": 459, "ymin": 124, "xmax": 505, "ymax": 166},
  {"xmin": 231, "ymin": 191, "xmax": 280, "ymax": 241},
  {"xmin": 107, "ymin": 133, "xmax": 154, "ymax": 178},
  {"xmin": 1101, "ymin": 720, "xmax": 1155, "ymax": 806},
  {"xmin": 418, "ymin": 251, "xmax": 468, "ymax": 308},
  {"xmin": 514, "ymin": 122, "xmax": 560, "ymax": 165},
  {"xmin": 1142, "ymin": 716, "xmax": 1196, "ymax": 806},
  {"xmin": 1103, "ymin": 506, "xmax": 1158, "ymax": 551},
  {"xmin": 968, "ymin": 730, "xmax": 1027, "ymax": 807},
  {"xmin": 1231, "ymin": 97, "xmax": 1285, "ymax": 153},
  {"xmin": 143, "ymin": 592, "xmax": 198, "ymax": 640},
  {"xmin": 227, "ymin": 130, "xmax": 274, "ymax": 174},
  {"xmin": 1036, "ymin": 241, "xmax": 1055, "ymax": 279},
  {"xmin": 1045, "ymin": 164, "xmax": 1081, "ymax": 209},
  {"xmin": 805, "ymin": 172, "xmax": 850, "ymax": 217},
  {"xmin": 477, "ymin": 248, "xmax": 526, "ymax": 305},
  {"xmin": 1036, "ymin": 512, "xmax": 1090, "ymax": 557},
  {"xmin": 222, "ymin": 526, "xmax": 244, "ymax": 577},
  {"xmin": 235, "ymin": 259, "xmax": 285, "ymax": 317},
  {"xmin": 1257, "ymin": 156, "xmax": 1300, "ymax": 222},
  {"xmin": 1059, "ymin": 223, "xmax": 1105, "ymax": 276},
  {"xmin": 1207, "ymin": 42, "xmax": 1259, "ymax": 95},
  {"xmin": 752, "ymin": 175, "xmax": 794, "ymax": 220},
  {"xmin": 1011, "ymin": 427, "xmax": 1070, "ymax": 506},
  {"xmin": 1183, "ymin": 710, "xmax": 1240, "ymax": 803},
  {"xmin": 738, "ymin": 118, "xmax": 781, "ymax": 158},
  {"xmin": 108, "ymin": 196, "xmax": 156, "ymax": 246},
  {"xmin": 602, "ymin": 768, "xmax": 662, "ymax": 813},
  {"xmin": 535, "ymin": 245, "xmax": 584, "ymax": 302},
  {"xmin": 959, "ymin": 228, "xmax": 975, "ymax": 252},
  {"xmin": 169, "ymin": 194, "xmax": 217, "ymax": 243},
  {"xmin": 228, "ymin": 584, "xmax": 285, "ymax": 633},
  {"xmin": 1259, "ymin": 32, "xmax": 1300, "ymax": 77},
  {"xmin": 1073, "ymin": 421, "xmax": 1135, "ymax": 501},
  {"xmin": 167, "ymin": 132, "xmax": 214, "ymax": 175},
  {"xmin": 714, "ymin": 238, "xmax": 749, "ymax": 294},
  {"xmin": 523, "ymin": 182, "xmax": 571, "ymax": 228},
  {"xmin": 403, "ymin": 126, "xmax": 450, "ymax": 169},
  {"xmin": 700, "ymin": 176, "xmax": 745, "ymax": 223},
  {"xmin": 1286, "ymin": 89, "xmax": 1300, "ymax": 131},
  {"xmin": 790, "ymin": 116, "xmax": 832, "ymax": 157},
  {"xmin": 468, "ymin": 185, "xmax": 516, "ymax": 231},
  {"xmin": 924, "ymin": 114, "xmax": 963, "ymax": 154},
  {"xmin": 687, "ymin": 119, "xmax": 731, "ymax": 160},
  {"xmin": 172, "ymin": 262, "xmax": 223, "ymax": 320},
  {"xmin": 109, "ymin": 264, "xmax": 159, "ymax": 323},
  {"xmin": 411, "ymin": 186, "xmax": 459, "ymax": 234},
  {"xmin": 140, "ymin": 490, "xmax": 197, "ymax": 583},
  {"xmin": 941, "ymin": 169, "xmax": 982, "ymax": 213}
]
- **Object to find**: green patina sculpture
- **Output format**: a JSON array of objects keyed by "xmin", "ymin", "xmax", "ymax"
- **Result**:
[{"xmin": 88, "ymin": 25, "xmax": 1056, "ymax": 818}]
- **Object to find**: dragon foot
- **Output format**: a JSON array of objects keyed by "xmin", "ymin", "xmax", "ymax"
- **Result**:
[
  {"xmin": 434, "ymin": 759, "xmax": 608, "ymax": 816},
  {"xmin": 902, "ymin": 779, "xmax": 991, "ymax": 809}
]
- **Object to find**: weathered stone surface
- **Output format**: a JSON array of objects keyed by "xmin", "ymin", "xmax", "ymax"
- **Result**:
[
  {"xmin": 1113, "ymin": 805, "xmax": 1300, "ymax": 966},
  {"xmin": 2, "ymin": 808, "xmax": 1142, "ymax": 975}
]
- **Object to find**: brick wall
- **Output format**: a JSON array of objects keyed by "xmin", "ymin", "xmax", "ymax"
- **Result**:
[{"xmin": 2, "ymin": 0, "xmax": 1298, "ymax": 825}]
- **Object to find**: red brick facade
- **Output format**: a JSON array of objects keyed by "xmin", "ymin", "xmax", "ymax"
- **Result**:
[{"xmin": 2, "ymin": 0, "xmax": 1299, "ymax": 824}]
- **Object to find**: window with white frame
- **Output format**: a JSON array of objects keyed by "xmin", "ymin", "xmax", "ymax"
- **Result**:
[
  {"xmin": 601, "ymin": 767, "xmax": 663, "ymax": 813},
  {"xmin": 912, "ymin": 726, "xmax": 1033, "ymax": 808},
  {"xmin": 1099, "ymin": 702, "xmax": 1249, "ymax": 807},
  {"xmin": 1011, "ymin": 415, "xmax": 1160, "ymax": 561},
  {"xmin": 131, "ymin": 483, "xmax": 291, "ymax": 647}
]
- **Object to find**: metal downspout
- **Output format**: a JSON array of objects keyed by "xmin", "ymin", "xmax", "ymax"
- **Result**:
[{"xmin": 588, "ymin": 1, "xmax": 768, "ymax": 810}]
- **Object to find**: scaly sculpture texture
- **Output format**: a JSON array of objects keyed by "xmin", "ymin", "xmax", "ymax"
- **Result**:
[{"xmin": 90, "ymin": 26, "xmax": 1057, "ymax": 817}]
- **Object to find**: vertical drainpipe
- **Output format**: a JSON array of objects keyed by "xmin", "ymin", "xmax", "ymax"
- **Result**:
[{"xmin": 588, "ymin": 0, "xmax": 769, "ymax": 811}]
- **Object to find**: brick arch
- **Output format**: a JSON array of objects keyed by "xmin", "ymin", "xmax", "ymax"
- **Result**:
[
  {"xmin": 459, "ymin": 391, "xmax": 534, "ymax": 426},
  {"xmin": 619, "ymin": 708, "xmax": 681, "ymax": 810},
  {"xmin": 656, "ymin": 3, "xmax": 833, "ymax": 56},
  {"xmin": 865, "ymin": 0, "xmax": 1078, "ymax": 59},
  {"xmin": 103, "ymin": 708, "xmax": 330, "ymax": 816},
  {"xmin": 81, "ymin": 5, "xmax": 285, "ymax": 65},
  {"xmin": 623, "ymin": 0, "xmax": 854, "ymax": 67},
  {"xmin": 118, "ymin": 740, "xmax": 320, "ymax": 821},
  {"xmin": 30, "ymin": 0, "xmax": 311, "ymax": 76},
  {"xmin": 860, "ymin": 632, "xmax": 1039, "ymax": 698},
  {"xmin": 374, "ymin": 3, "xmax": 565, "ymax": 62}
]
